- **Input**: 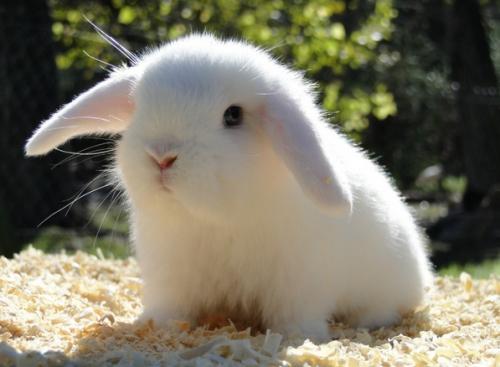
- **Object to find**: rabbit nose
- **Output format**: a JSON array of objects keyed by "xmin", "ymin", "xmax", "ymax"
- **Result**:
[
  {"xmin": 149, "ymin": 154, "xmax": 177, "ymax": 170},
  {"xmin": 158, "ymin": 155, "xmax": 177, "ymax": 170},
  {"xmin": 146, "ymin": 143, "xmax": 178, "ymax": 170}
]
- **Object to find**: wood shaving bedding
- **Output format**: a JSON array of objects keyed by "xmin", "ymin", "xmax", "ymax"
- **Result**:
[{"xmin": 0, "ymin": 248, "xmax": 498, "ymax": 366}]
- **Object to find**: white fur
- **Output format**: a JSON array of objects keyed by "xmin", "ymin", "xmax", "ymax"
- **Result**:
[{"xmin": 26, "ymin": 34, "xmax": 433, "ymax": 341}]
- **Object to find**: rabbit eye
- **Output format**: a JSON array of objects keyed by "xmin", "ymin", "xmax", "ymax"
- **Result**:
[{"xmin": 223, "ymin": 105, "xmax": 243, "ymax": 128}]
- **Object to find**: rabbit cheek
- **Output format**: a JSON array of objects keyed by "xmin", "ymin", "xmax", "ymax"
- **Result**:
[{"xmin": 114, "ymin": 137, "xmax": 166, "ymax": 204}]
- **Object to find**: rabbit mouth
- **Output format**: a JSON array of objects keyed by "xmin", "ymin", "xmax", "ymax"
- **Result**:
[
  {"xmin": 160, "ymin": 184, "xmax": 172, "ymax": 193},
  {"xmin": 157, "ymin": 174, "xmax": 172, "ymax": 193}
]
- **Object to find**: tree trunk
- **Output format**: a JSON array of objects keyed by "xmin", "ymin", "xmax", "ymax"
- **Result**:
[
  {"xmin": 0, "ymin": 0, "xmax": 78, "ymax": 256},
  {"xmin": 451, "ymin": 0, "xmax": 500, "ymax": 211}
]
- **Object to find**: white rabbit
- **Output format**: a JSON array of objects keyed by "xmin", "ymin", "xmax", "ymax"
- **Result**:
[{"xmin": 25, "ymin": 34, "xmax": 432, "ymax": 341}]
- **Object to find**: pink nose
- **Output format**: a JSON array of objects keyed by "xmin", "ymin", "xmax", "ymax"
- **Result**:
[{"xmin": 154, "ymin": 155, "xmax": 177, "ymax": 170}]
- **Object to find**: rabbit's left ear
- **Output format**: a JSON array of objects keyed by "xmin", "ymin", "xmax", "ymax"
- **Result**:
[
  {"xmin": 25, "ymin": 68, "xmax": 136, "ymax": 156},
  {"xmin": 260, "ymin": 92, "xmax": 353, "ymax": 215}
]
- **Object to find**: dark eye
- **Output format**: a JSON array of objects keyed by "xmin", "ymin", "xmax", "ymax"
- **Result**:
[{"xmin": 223, "ymin": 105, "xmax": 243, "ymax": 128}]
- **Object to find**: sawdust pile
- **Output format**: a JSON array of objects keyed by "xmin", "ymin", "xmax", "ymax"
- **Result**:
[{"xmin": 0, "ymin": 248, "xmax": 498, "ymax": 366}]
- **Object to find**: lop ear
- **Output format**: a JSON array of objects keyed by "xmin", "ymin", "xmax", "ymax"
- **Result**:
[
  {"xmin": 260, "ymin": 92, "xmax": 353, "ymax": 215},
  {"xmin": 25, "ymin": 68, "xmax": 136, "ymax": 156}
]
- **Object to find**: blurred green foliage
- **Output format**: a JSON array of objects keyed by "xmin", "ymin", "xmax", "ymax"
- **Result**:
[
  {"xmin": 26, "ymin": 203, "xmax": 130, "ymax": 258},
  {"xmin": 439, "ymin": 258, "xmax": 500, "ymax": 278},
  {"xmin": 27, "ymin": 226, "xmax": 130, "ymax": 259},
  {"xmin": 49, "ymin": 0, "xmax": 397, "ymax": 139}
]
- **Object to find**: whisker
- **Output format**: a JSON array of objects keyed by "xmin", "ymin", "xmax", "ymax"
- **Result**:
[
  {"xmin": 84, "ymin": 16, "xmax": 139, "ymax": 64},
  {"xmin": 78, "ymin": 136, "xmax": 116, "ymax": 142},
  {"xmin": 264, "ymin": 40, "xmax": 289, "ymax": 53},
  {"xmin": 86, "ymin": 185, "xmax": 117, "ymax": 228},
  {"xmin": 71, "ymin": 151, "xmax": 114, "ymax": 164},
  {"xmin": 107, "ymin": 114, "xmax": 125, "ymax": 123},
  {"xmin": 82, "ymin": 50, "xmax": 117, "ymax": 70},
  {"xmin": 61, "ymin": 116, "xmax": 112, "ymax": 121},
  {"xmin": 61, "ymin": 174, "xmax": 103, "ymax": 204},
  {"xmin": 55, "ymin": 147, "xmax": 115, "ymax": 156},
  {"xmin": 64, "ymin": 182, "xmax": 112, "ymax": 216},
  {"xmin": 52, "ymin": 151, "xmax": 115, "ymax": 169},
  {"xmin": 92, "ymin": 188, "xmax": 122, "ymax": 250},
  {"xmin": 37, "ymin": 181, "xmax": 111, "ymax": 227},
  {"xmin": 255, "ymin": 92, "xmax": 279, "ymax": 96},
  {"xmin": 44, "ymin": 125, "xmax": 79, "ymax": 131},
  {"xmin": 52, "ymin": 142, "xmax": 115, "ymax": 168},
  {"xmin": 110, "ymin": 193, "xmax": 126, "ymax": 244}
]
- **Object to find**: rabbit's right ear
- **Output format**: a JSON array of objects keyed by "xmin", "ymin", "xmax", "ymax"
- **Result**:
[
  {"xmin": 259, "ymin": 91, "xmax": 353, "ymax": 216},
  {"xmin": 25, "ymin": 68, "xmax": 136, "ymax": 156}
]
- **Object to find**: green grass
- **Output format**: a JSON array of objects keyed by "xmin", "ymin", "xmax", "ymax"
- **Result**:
[
  {"xmin": 438, "ymin": 258, "xmax": 500, "ymax": 278},
  {"xmin": 24, "ymin": 203, "xmax": 131, "ymax": 259},
  {"xmin": 26, "ymin": 226, "xmax": 131, "ymax": 259}
]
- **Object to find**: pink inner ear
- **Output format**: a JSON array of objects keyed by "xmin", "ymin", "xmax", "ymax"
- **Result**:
[
  {"xmin": 68, "ymin": 87, "xmax": 135, "ymax": 124},
  {"xmin": 258, "ymin": 96, "xmax": 352, "ymax": 215},
  {"xmin": 25, "ymin": 69, "xmax": 135, "ymax": 156}
]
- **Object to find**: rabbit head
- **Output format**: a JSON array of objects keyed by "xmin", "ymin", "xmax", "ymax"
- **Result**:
[{"xmin": 25, "ymin": 35, "xmax": 352, "ymax": 223}]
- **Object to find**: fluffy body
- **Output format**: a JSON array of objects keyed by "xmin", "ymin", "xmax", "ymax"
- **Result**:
[{"xmin": 26, "ymin": 35, "xmax": 432, "ymax": 341}]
